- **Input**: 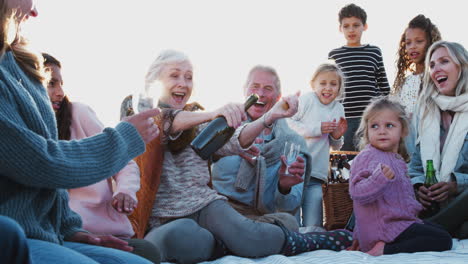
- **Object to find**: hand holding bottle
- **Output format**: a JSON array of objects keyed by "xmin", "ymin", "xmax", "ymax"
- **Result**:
[
  {"xmin": 426, "ymin": 182, "xmax": 458, "ymax": 202},
  {"xmin": 416, "ymin": 185, "xmax": 432, "ymax": 208},
  {"xmin": 213, "ymin": 103, "xmax": 247, "ymax": 128}
]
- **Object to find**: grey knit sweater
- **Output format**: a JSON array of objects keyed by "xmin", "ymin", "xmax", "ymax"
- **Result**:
[{"xmin": 0, "ymin": 52, "xmax": 145, "ymax": 244}]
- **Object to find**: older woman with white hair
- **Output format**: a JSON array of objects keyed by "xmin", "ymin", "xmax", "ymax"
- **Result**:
[
  {"xmin": 131, "ymin": 50, "xmax": 353, "ymax": 263},
  {"xmin": 409, "ymin": 41, "xmax": 468, "ymax": 239}
]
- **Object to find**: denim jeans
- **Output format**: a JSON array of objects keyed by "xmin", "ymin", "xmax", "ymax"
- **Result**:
[
  {"xmin": 342, "ymin": 117, "xmax": 361, "ymax": 151},
  {"xmin": 145, "ymin": 199, "xmax": 285, "ymax": 263},
  {"xmin": 301, "ymin": 178, "xmax": 323, "ymax": 227},
  {"xmin": 27, "ymin": 239, "xmax": 152, "ymax": 264},
  {"xmin": 0, "ymin": 216, "xmax": 31, "ymax": 264}
]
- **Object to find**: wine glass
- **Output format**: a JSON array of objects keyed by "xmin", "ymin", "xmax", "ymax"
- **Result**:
[
  {"xmin": 283, "ymin": 142, "xmax": 300, "ymax": 175},
  {"xmin": 132, "ymin": 91, "xmax": 154, "ymax": 114}
]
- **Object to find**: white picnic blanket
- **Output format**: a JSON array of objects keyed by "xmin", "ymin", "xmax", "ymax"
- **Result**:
[{"xmin": 163, "ymin": 239, "xmax": 468, "ymax": 264}]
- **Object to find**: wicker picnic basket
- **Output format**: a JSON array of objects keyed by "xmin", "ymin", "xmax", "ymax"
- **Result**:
[
  {"xmin": 322, "ymin": 151, "xmax": 358, "ymax": 230},
  {"xmin": 322, "ymin": 182, "xmax": 353, "ymax": 230}
]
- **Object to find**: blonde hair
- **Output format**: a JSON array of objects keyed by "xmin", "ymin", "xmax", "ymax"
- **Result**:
[
  {"xmin": 310, "ymin": 63, "xmax": 345, "ymax": 100},
  {"xmin": 355, "ymin": 97, "xmax": 410, "ymax": 162},
  {"xmin": 417, "ymin": 41, "xmax": 468, "ymax": 133},
  {"xmin": 0, "ymin": 3, "xmax": 43, "ymax": 82}
]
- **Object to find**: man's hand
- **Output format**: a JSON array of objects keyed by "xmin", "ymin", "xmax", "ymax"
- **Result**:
[
  {"xmin": 67, "ymin": 232, "xmax": 133, "ymax": 252},
  {"xmin": 278, "ymin": 155, "xmax": 305, "ymax": 194},
  {"xmin": 264, "ymin": 92, "xmax": 300, "ymax": 125},
  {"xmin": 239, "ymin": 143, "xmax": 262, "ymax": 166}
]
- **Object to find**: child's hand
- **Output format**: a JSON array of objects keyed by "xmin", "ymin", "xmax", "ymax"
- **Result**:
[
  {"xmin": 382, "ymin": 164, "xmax": 395, "ymax": 180},
  {"xmin": 331, "ymin": 117, "xmax": 348, "ymax": 139},
  {"xmin": 112, "ymin": 193, "xmax": 137, "ymax": 214},
  {"xmin": 321, "ymin": 120, "xmax": 338, "ymax": 134}
]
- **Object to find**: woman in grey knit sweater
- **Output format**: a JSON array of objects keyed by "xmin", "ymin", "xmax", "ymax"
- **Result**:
[{"xmin": 0, "ymin": 1, "xmax": 160, "ymax": 263}]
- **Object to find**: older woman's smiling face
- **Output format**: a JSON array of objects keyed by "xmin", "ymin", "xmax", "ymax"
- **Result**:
[{"xmin": 157, "ymin": 61, "xmax": 193, "ymax": 109}]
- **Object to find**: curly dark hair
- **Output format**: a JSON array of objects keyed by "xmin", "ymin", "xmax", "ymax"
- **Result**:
[
  {"xmin": 393, "ymin": 15, "xmax": 442, "ymax": 94},
  {"xmin": 42, "ymin": 53, "xmax": 72, "ymax": 140},
  {"xmin": 338, "ymin": 3, "xmax": 367, "ymax": 25}
]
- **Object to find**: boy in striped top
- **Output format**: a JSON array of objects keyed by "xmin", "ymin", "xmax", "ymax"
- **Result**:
[{"xmin": 329, "ymin": 3, "xmax": 390, "ymax": 151}]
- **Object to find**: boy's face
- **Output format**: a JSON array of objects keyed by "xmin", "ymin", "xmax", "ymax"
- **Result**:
[{"xmin": 339, "ymin": 16, "xmax": 367, "ymax": 47}]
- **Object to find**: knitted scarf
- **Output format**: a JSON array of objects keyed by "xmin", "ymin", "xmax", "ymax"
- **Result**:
[
  {"xmin": 234, "ymin": 119, "xmax": 310, "ymax": 214},
  {"xmin": 419, "ymin": 93, "xmax": 468, "ymax": 182}
]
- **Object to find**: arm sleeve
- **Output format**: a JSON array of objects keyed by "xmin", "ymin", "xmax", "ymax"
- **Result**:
[
  {"xmin": 329, "ymin": 105, "xmax": 345, "ymax": 150},
  {"xmin": 287, "ymin": 95, "xmax": 322, "ymax": 138},
  {"xmin": 408, "ymin": 144, "xmax": 426, "ymax": 186},
  {"xmin": 453, "ymin": 136, "xmax": 468, "ymax": 193},
  {"xmin": 349, "ymin": 154, "xmax": 393, "ymax": 205},
  {"xmin": 58, "ymin": 190, "xmax": 86, "ymax": 239},
  {"xmin": 0, "ymin": 87, "xmax": 145, "ymax": 189},
  {"xmin": 113, "ymin": 160, "xmax": 141, "ymax": 202},
  {"xmin": 215, "ymin": 123, "xmax": 251, "ymax": 156},
  {"xmin": 375, "ymin": 48, "xmax": 390, "ymax": 96},
  {"xmin": 274, "ymin": 182, "xmax": 303, "ymax": 212}
]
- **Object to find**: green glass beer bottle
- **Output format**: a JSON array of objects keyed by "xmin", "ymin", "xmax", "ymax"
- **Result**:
[{"xmin": 423, "ymin": 160, "xmax": 440, "ymax": 217}]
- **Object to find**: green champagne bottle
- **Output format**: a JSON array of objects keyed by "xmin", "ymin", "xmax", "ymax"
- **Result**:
[{"xmin": 191, "ymin": 94, "xmax": 259, "ymax": 160}]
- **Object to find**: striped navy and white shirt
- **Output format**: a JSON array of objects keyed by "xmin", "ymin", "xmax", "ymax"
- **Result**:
[{"xmin": 329, "ymin": 44, "xmax": 390, "ymax": 119}]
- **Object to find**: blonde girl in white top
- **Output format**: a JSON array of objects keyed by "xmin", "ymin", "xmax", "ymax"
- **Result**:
[{"xmin": 288, "ymin": 63, "xmax": 347, "ymax": 227}]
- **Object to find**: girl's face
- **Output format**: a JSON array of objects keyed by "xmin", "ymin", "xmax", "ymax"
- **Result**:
[
  {"xmin": 157, "ymin": 61, "xmax": 193, "ymax": 109},
  {"xmin": 45, "ymin": 64, "xmax": 64, "ymax": 112},
  {"xmin": 430, "ymin": 47, "xmax": 460, "ymax": 96},
  {"xmin": 312, "ymin": 71, "xmax": 341, "ymax": 105},
  {"xmin": 405, "ymin": 27, "xmax": 428, "ymax": 65},
  {"xmin": 7, "ymin": 0, "xmax": 38, "ymax": 23},
  {"xmin": 367, "ymin": 109, "xmax": 403, "ymax": 153}
]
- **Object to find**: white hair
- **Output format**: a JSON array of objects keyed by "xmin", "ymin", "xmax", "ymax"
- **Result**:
[
  {"xmin": 144, "ymin": 49, "xmax": 191, "ymax": 92},
  {"xmin": 243, "ymin": 65, "xmax": 281, "ymax": 94}
]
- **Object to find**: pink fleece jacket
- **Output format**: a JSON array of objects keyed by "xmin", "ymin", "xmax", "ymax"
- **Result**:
[
  {"xmin": 67, "ymin": 102, "xmax": 139, "ymax": 238},
  {"xmin": 349, "ymin": 144, "xmax": 423, "ymax": 252}
]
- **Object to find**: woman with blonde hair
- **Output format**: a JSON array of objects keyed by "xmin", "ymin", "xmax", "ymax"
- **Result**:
[
  {"xmin": 134, "ymin": 49, "xmax": 353, "ymax": 264},
  {"xmin": 409, "ymin": 41, "xmax": 468, "ymax": 239}
]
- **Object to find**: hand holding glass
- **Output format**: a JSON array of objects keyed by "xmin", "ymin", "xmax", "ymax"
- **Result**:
[{"xmin": 283, "ymin": 142, "xmax": 300, "ymax": 176}]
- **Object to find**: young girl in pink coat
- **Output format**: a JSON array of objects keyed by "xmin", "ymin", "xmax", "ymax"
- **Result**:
[{"xmin": 43, "ymin": 53, "xmax": 160, "ymax": 263}]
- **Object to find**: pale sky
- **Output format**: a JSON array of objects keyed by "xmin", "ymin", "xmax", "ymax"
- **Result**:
[{"xmin": 24, "ymin": 0, "xmax": 467, "ymax": 126}]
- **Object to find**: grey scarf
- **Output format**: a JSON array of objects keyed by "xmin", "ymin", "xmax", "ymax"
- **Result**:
[{"xmin": 234, "ymin": 119, "xmax": 311, "ymax": 214}]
